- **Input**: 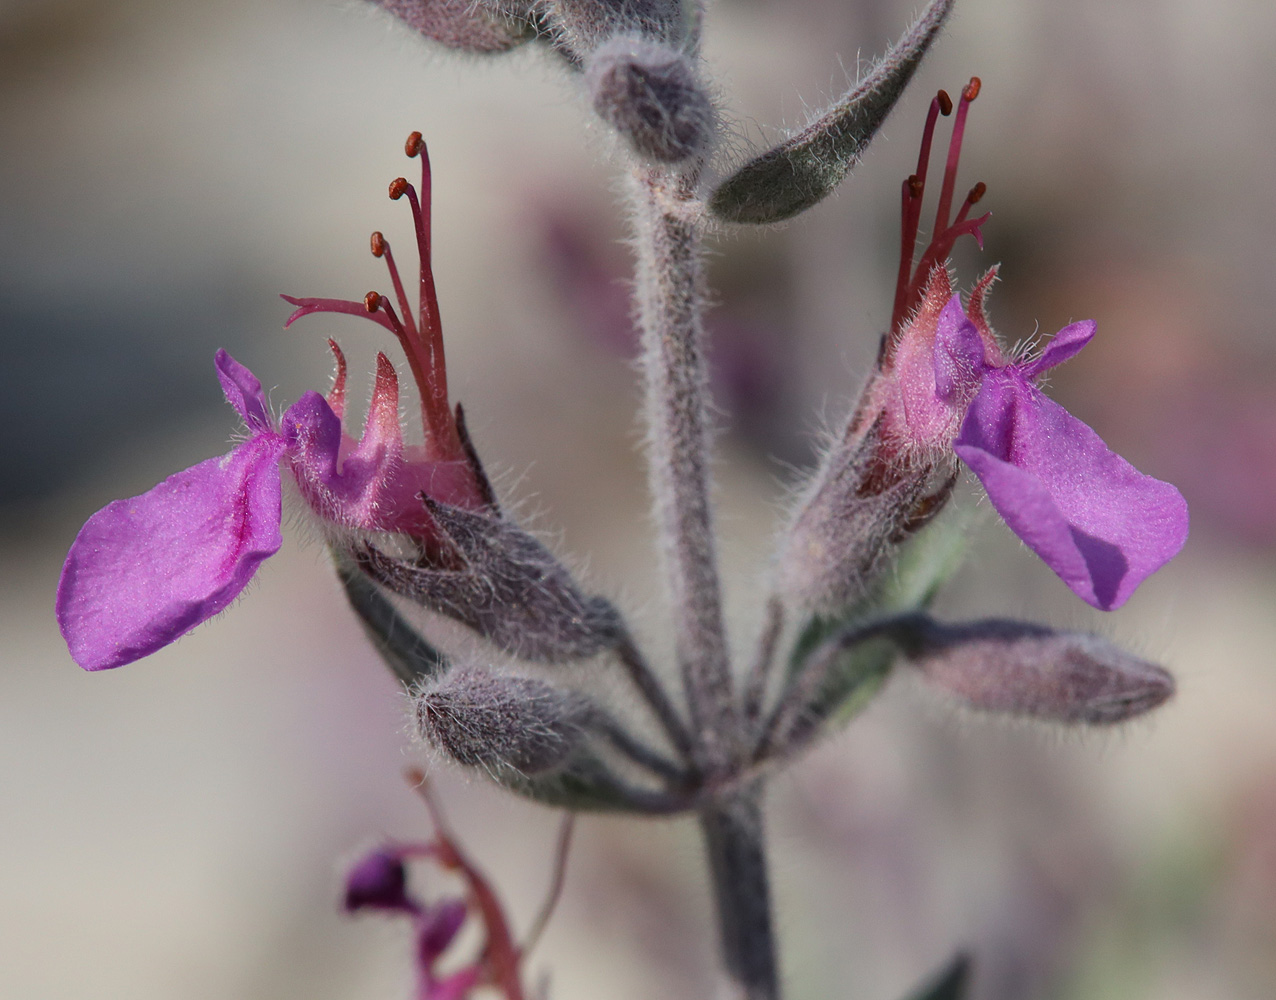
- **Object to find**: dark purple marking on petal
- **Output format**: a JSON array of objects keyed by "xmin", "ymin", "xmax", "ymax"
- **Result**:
[
  {"xmin": 955, "ymin": 370, "xmax": 1188, "ymax": 610},
  {"xmin": 215, "ymin": 349, "xmax": 273, "ymax": 432},
  {"xmin": 56, "ymin": 434, "xmax": 287, "ymax": 670}
]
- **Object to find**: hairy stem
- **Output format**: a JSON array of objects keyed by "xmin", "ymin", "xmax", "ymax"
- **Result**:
[
  {"xmin": 700, "ymin": 789, "xmax": 780, "ymax": 1000},
  {"xmin": 631, "ymin": 165, "xmax": 738, "ymax": 776}
]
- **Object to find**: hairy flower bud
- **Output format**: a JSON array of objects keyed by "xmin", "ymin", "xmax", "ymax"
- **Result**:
[
  {"xmin": 373, "ymin": 0, "xmax": 536, "ymax": 54},
  {"xmin": 354, "ymin": 498, "xmax": 625, "ymax": 663},
  {"xmin": 548, "ymin": 0, "xmax": 687, "ymax": 60},
  {"xmin": 586, "ymin": 37, "xmax": 714, "ymax": 163},
  {"xmin": 344, "ymin": 849, "xmax": 416, "ymax": 914},
  {"xmin": 897, "ymin": 617, "xmax": 1175, "ymax": 725},
  {"xmin": 416, "ymin": 668, "xmax": 592, "ymax": 774}
]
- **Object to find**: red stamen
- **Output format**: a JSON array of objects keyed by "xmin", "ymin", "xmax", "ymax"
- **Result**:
[
  {"xmin": 893, "ymin": 93, "xmax": 947, "ymax": 332},
  {"xmin": 371, "ymin": 231, "xmax": 418, "ymax": 338},
  {"xmin": 888, "ymin": 79, "xmax": 989, "ymax": 338},
  {"xmin": 953, "ymin": 182, "xmax": 987, "ymax": 226},
  {"xmin": 395, "ymin": 138, "xmax": 450, "ymax": 451},
  {"xmin": 934, "ymin": 77, "xmax": 980, "ymax": 237}
]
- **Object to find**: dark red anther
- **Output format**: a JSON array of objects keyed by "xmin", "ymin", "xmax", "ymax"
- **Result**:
[
  {"xmin": 967, "ymin": 182, "xmax": 987, "ymax": 205},
  {"xmin": 389, "ymin": 177, "xmax": 409, "ymax": 200},
  {"xmin": 405, "ymin": 131, "xmax": 425, "ymax": 158},
  {"xmin": 937, "ymin": 90, "xmax": 953, "ymax": 116},
  {"xmin": 908, "ymin": 175, "xmax": 924, "ymax": 199},
  {"xmin": 364, "ymin": 291, "xmax": 382, "ymax": 312},
  {"xmin": 371, "ymin": 231, "xmax": 387, "ymax": 258},
  {"xmin": 963, "ymin": 77, "xmax": 981, "ymax": 101}
]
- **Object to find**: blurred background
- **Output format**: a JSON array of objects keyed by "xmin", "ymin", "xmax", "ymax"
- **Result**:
[{"xmin": 3, "ymin": 0, "xmax": 1275, "ymax": 997}]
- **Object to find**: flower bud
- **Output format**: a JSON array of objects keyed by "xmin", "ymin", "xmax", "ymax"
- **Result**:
[
  {"xmin": 354, "ymin": 498, "xmax": 625, "ymax": 663},
  {"xmin": 586, "ymin": 37, "xmax": 714, "ymax": 163},
  {"xmin": 898, "ymin": 617, "xmax": 1175, "ymax": 725},
  {"xmin": 548, "ymin": 0, "xmax": 688, "ymax": 61},
  {"xmin": 373, "ymin": 0, "xmax": 536, "ymax": 54},
  {"xmin": 416, "ymin": 668, "xmax": 592, "ymax": 774},
  {"xmin": 343, "ymin": 848, "xmax": 415, "ymax": 914}
]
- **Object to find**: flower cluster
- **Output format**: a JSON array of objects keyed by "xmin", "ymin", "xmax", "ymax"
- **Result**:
[{"xmin": 56, "ymin": 135, "xmax": 490, "ymax": 671}]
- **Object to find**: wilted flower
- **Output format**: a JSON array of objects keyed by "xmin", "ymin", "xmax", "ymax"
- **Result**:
[{"xmin": 56, "ymin": 135, "xmax": 489, "ymax": 670}]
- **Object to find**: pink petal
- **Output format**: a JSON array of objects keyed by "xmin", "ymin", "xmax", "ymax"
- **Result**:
[
  {"xmin": 56, "ymin": 434, "xmax": 286, "ymax": 670},
  {"xmin": 955, "ymin": 371, "xmax": 1188, "ymax": 610}
]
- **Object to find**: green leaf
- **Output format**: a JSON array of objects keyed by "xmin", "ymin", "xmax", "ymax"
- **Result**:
[{"xmin": 709, "ymin": 0, "xmax": 954, "ymax": 224}]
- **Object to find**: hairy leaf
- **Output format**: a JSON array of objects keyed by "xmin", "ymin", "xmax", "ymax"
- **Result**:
[{"xmin": 709, "ymin": 0, "xmax": 953, "ymax": 224}]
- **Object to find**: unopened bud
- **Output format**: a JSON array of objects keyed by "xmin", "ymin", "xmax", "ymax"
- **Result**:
[
  {"xmin": 899, "ymin": 617, "xmax": 1175, "ymax": 725},
  {"xmin": 586, "ymin": 37, "xmax": 714, "ymax": 163},
  {"xmin": 416, "ymin": 668, "xmax": 592, "ymax": 774},
  {"xmin": 355, "ymin": 499, "xmax": 624, "ymax": 663},
  {"xmin": 373, "ymin": 0, "xmax": 535, "ymax": 55},
  {"xmin": 546, "ymin": 0, "xmax": 687, "ymax": 62},
  {"xmin": 343, "ymin": 848, "xmax": 414, "ymax": 914}
]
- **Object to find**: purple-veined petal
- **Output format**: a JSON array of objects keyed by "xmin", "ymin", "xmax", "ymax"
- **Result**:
[
  {"xmin": 215, "ymin": 349, "xmax": 273, "ymax": 432},
  {"xmin": 954, "ymin": 371, "xmax": 1188, "ymax": 610},
  {"xmin": 1019, "ymin": 319, "xmax": 1096, "ymax": 379},
  {"xmin": 56, "ymin": 434, "xmax": 287, "ymax": 670}
]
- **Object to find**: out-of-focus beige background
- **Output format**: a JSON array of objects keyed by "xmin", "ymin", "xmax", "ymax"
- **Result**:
[{"xmin": 4, "ymin": 1, "xmax": 1275, "ymax": 997}]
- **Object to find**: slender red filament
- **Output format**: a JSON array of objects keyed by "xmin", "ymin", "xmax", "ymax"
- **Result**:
[
  {"xmin": 889, "ymin": 78, "xmax": 987, "ymax": 340},
  {"xmin": 371, "ymin": 231, "xmax": 418, "ymax": 339},
  {"xmin": 933, "ymin": 79, "xmax": 979, "ymax": 236},
  {"xmin": 893, "ymin": 93, "xmax": 947, "ymax": 334}
]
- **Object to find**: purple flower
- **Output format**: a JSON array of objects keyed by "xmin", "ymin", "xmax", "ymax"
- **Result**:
[
  {"xmin": 857, "ymin": 79, "xmax": 1187, "ymax": 609},
  {"xmin": 938, "ymin": 296, "xmax": 1189, "ymax": 609},
  {"xmin": 56, "ymin": 135, "xmax": 489, "ymax": 671}
]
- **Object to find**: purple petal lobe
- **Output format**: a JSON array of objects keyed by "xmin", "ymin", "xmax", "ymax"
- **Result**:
[
  {"xmin": 215, "ymin": 350, "xmax": 273, "ymax": 432},
  {"xmin": 955, "ymin": 371, "xmax": 1188, "ymax": 610},
  {"xmin": 417, "ymin": 898, "xmax": 468, "ymax": 965},
  {"xmin": 933, "ymin": 293, "xmax": 987, "ymax": 401},
  {"xmin": 1020, "ymin": 319, "xmax": 1096, "ymax": 379},
  {"xmin": 56, "ymin": 434, "xmax": 287, "ymax": 670}
]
